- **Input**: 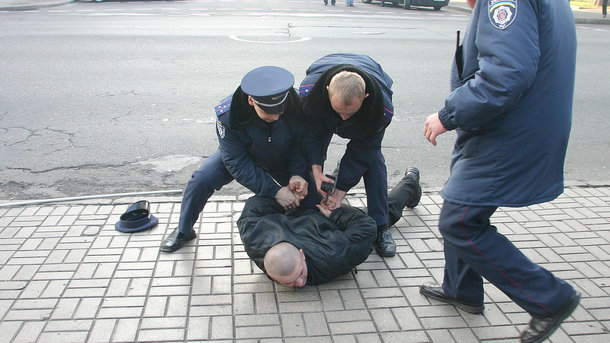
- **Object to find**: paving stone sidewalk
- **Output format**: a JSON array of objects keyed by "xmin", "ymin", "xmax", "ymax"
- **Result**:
[{"xmin": 0, "ymin": 184, "xmax": 609, "ymax": 342}]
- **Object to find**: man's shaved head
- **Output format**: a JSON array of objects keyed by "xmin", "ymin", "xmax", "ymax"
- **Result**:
[{"xmin": 264, "ymin": 242, "xmax": 308, "ymax": 287}]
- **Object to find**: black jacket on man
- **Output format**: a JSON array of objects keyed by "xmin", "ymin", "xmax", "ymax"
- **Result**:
[{"xmin": 236, "ymin": 196, "xmax": 376, "ymax": 286}]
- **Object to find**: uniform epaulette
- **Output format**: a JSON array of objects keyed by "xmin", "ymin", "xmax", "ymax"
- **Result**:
[
  {"xmin": 215, "ymin": 94, "xmax": 233, "ymax": 116},
  {"xmin": 298, "ymin": 84, "xmax": 314, "ymax": 98},
  {"xmin": 383, "ymin": 107, "xmax": 394, "ymax": 123}
]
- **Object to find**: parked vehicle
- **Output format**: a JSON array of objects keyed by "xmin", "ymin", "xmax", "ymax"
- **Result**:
[{"xmin": 362, "ymin": 0, "xmax": 450, "ymax": 11}]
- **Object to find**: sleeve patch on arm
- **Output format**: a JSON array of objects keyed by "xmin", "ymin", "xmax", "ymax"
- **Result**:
[
  {"xmin": 216, "ymin": 120, "xmax": 226, "ymax": 139},
  {"xmin": 489, "ymin": 0, "xmax": 517, "ymax": 30}
]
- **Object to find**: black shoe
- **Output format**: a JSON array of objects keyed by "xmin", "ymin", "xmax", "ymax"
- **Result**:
[
  {"xmin": 375, "ymin": 229, "xmax": 396, "ymax": 257},
  {"xmin": 160, "ymin": 227, "xmax": 196, "ymax": 252},
  {"xmin": 420, "ymin": 283, "xmax": 485, "ymax": 314},
  {"xmin": 520, "ymin": 291, "xmax": 581, "ymax": 343},
  {"xmin": 404, "ymin": 167, "xmax": 422, "ymax": 208}
]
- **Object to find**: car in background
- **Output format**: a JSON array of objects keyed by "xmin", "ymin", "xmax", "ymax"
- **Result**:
[{"xmin": 363, "ymin": 0, "xmax": 450, "ymax": 11}]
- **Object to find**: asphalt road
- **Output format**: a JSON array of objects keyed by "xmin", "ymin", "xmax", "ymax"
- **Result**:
[{"xmin": 1, "ymin": 1, "xmax": 608, "ymax": 200}]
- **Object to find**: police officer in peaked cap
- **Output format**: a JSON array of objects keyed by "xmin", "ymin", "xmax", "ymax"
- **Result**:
[{"xmin": 161, "ymin": 66, "xmax": 322, "ymax": 253}]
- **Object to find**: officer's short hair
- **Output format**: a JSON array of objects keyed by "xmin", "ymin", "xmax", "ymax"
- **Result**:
[{"xmin": 328, "ymin": 71, "xmax": 366, "ymax": 105}]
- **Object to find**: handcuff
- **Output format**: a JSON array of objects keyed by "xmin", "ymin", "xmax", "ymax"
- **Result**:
[{"xmin": 321, "ymin": 174, "xmax": 336, "ymax": 205}]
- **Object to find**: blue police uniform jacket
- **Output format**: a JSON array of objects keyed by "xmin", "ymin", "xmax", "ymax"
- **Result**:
[
  {"xmin": 215, "ymin": 87, "xmax": 308, "ymax": 199},
  {"xmin": 438, "ymin": 0, "xmax": 576, "ymax": 207},
  {"xmin": 237, "ymin": 196, "xmax": 376, "ymax": 286},
  {"xmin": 298, "ymin": 53, "xmax": 394, "ymax": 191}
]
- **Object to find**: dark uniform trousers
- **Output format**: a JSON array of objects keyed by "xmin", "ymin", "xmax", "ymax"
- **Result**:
[
  {"xmin": 387, "ymin": 169, "xmax": 418, "ymax": 227},
  {"xmin": 178, "ymin": 149, "xmax": 320, "ymax": 235},
  {"xmin": 338, "ymin": 148, "xmax": 389, "ymax": 228},
  {"xmin": 439, "ymin": 201, "xmax": 575, "ymax": 318},
  {"xmin": 363, "ymin": 150, "xmax": 389, "ymax": 228}
]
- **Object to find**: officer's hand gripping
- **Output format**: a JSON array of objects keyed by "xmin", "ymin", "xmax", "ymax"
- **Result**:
[{"xmin": 275, "ymin": 186, "xmax": 300, "ymax": 211}]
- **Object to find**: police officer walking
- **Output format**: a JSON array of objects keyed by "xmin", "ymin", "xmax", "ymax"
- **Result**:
[
  {"xmin": 298, "ymin": 53, "xmax": 421, "ymax": 258},
  {"xmin": 161, "ymin": 66, "xmax": 320, "ymax": 253},
  {"xmin": 421, "ymin": 1, "xmax": 579, "ymax": 342}
]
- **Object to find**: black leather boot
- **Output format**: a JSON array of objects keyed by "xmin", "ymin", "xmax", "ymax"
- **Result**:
[
  {"xmin": 387, "ymin": 167, "xmax": 422, "ymax": 226},
  {"xmin": 375, "ymin": 224, "xmax": 396, "ymax": 257},
  {"xmin": 404, "ymin": 167, "xmax": 422, "ymax": 208}
]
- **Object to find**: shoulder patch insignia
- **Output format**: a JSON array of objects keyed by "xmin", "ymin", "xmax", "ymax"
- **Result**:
[
  {"xmin": 298, "ymin": 84, "xmax": 314, "ymax": 99},
  {"xmin": 215, "ymin": 94, "xmax": 233, "ymax": 116},
  {"xmin": 488, "ymin": 0, "xmax": 517, "ymax": 30},
  {"xmin": 383, "ymin": 107, "xmax": 394, "ymax": 124},
  {"xmin": 216, "ymin": 120, "xmax": 226, "ymax": 139}
]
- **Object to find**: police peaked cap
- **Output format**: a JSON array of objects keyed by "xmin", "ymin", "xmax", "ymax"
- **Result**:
[{"xmin": 241, "ymin": 66, "xmax": 295, "ymax": 114}]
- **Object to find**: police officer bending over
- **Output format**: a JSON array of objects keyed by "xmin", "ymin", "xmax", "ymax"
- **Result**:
[
  {"xmin": 237, "ymin": 169, "xmax": 421, "ymax": 287},
  {"xmin": 161, "ymin": 66, "xmax": 320, "ymax": 253},
  {"xmin": 298, "ymin": 53, "xmax": 421, "ymax": 258}
]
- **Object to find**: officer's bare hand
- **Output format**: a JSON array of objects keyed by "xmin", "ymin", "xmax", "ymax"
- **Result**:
[
  {"xmin": 275, "ymin": 186, "xmax": 300, "ymax": 210},
  {"xmin": 312, "ymin": 164, "xmax": 334, "ymax": 196},
  {"xmin": 316, "ymin": 204, "xmax": 332, "ymax": 218},
  {"xmin": 423, "ymin": 112, "xmax": 448, "ymax": 146},
  {"xmin": 325, "ymin": 189, "xmax": 346, "ymax": 210},
  {"xmin": 289, "ymin": 175, "xmax": 308, "ymax": 200}
]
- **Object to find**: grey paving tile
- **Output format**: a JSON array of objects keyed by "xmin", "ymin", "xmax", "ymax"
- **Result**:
[
  {"xmin": 285, "ymin": 336, "xmax": 332, "ymax": 343},
  {"xmin": 301, "ymin": 312, "xmax": 330, "ymax": 336},
  {"xmin": 472, "ymin": 324, "xmax": 520, "ymax": 340},
  {"xmin": 329, "ymin": 320, "xmax": 376, "ymax": 335},
  {"xmin": 210, "ymin": 315, "xmax": 234, "ymax": 339},
  {"xmin": 370, "ymin": 308, "xmax": 400, "ymax": 332},
  {"xmin": 235, "ymin": 324, "xmax": 282, "ymax": 339},
  {"xmin": 13, "ymin": 320, "xmax": 45, "ymax": 343},
  {"xmin": 0, "ymin": 321, "xmax": 21, "ymax": 343},
  {"xmin": 189, "ymin": 304, "xmax": 231, "ymax": 316},
  {"xmin": 38, "ymin": 330, "xmax": 89, "ymax": 342},
  {"xmin": 73, "ymin": 298, "xmax": 102, "ymax": 319},
  {"xmin": 255, "ymin": 292, "xmax": 279, "ymax": 313},
  {"xmin": 185, "ymin": 316, "xmax": 210, "ymax": 341},
  {"xmin": 379, "ymin": 330, "xmax": 430, "ymax": 343},
  {"xmin": 4, "ymin": 308, "xmax": 52, "ymax": 321},
  {"xmin": 113, "ymin": 317, "xmax": 140, "ymax": 342},
  {"xmin": 44, "ymin": 318, "xmax": 93, "ymax": 331}
]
